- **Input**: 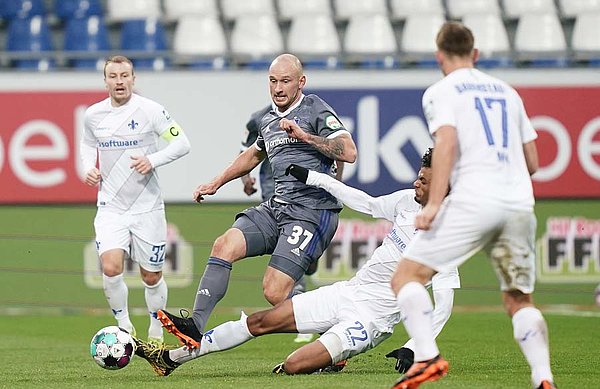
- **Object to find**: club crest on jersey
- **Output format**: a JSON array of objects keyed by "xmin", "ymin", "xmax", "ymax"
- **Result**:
[
  {"xmin": 128, "ymin": 119, "xmax": 139, "ymax": 130},
  {"xmin": 325, "ymin": 115, "xmax": 342, "ymax": 129}
]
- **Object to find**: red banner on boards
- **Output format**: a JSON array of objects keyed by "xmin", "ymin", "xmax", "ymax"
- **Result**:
[
  {"xmin": 0, "ymin": 92, "xmax": 105, "ymax": 203},
  {"xmin": 0, "ymin": 87, "xmax": 598, "ymax": 203},
  {"xmin": 518, "ymin": 87, "xmax": 600, "ymax": 198}
]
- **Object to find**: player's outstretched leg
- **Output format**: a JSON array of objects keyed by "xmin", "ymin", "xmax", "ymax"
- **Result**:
[
  {"xmin": 157, "ymin": 309, "xmax": 203, "ymax": 349},
  {"xmin": 391, "ymin": 355, "xmax": 449, "ymax": 389},
  {"xmin": 133, "ymin": 337, "xmax": 181, "ymax": 376},
  {"xmin": 272, "ymin": 359, "xmax": 348, "ymax": 375}
]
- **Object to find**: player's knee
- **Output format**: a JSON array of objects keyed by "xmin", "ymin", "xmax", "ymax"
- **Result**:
[
  {"xmin": 503, "ymin": 290, "xmax": 533, "ymax": 317},
  {"xmin": 141, "ymin": 271, "xmax": 161, "ymax": 286},
  {"xmin": 211, "ymin": 231, "xmax": 243, "ymax": 260},
  {"xmin": 283, "ymin": 353, "xmax": 310, "ymax": 374},
  {"xmin": 262, "ymin": 286, "xmax": 287, "ymax": 306},
  {"xmin": 318, "ymin": 333, "xmax": 347, "ymax": 364},
  {"xmin": 101, "ymin": 261, "xmax": 122, "ymax": 277}
]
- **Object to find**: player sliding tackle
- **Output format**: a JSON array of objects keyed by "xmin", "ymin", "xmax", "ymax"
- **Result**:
[{"xmin": 134, "ymin": 148, "xmax": 460, "ymax": 377}]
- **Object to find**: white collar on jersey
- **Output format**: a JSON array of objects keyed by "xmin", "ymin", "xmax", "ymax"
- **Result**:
[{"xmin": 271, "ymin": 94, "xmax": 305, "ymax": 117}]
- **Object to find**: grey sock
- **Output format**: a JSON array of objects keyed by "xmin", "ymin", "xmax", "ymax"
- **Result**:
[{"xmin": 192, "ymin": 257, "xmax": 232, "ymax": 332}]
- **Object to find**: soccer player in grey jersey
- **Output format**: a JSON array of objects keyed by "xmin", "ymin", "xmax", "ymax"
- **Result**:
[
  {"xmin": 240, "ymin": 103, "xmax": 346, "ymax": 344},
  {"xmin": 157, "ymin": 54, "xmax": 357, "ymax": 350}
]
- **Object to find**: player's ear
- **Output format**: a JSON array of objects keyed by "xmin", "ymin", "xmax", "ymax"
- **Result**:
[
  {"xmin": 298, "ymin": 75, "xmax": 306, "ymax": 89},
  {"xmin": 472, "ymin": 48, "xmax": 480, "ymax": 64}
]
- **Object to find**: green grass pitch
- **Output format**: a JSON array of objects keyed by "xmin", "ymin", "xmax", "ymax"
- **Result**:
[{"xmin": 0, "ymin": 200, "xmax": 598, "ymax": 388}]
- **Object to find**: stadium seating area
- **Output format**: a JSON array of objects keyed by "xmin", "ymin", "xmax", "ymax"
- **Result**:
[{"xmin": 0, "ymin": 0, "xmax": 599, "ymax": 71}]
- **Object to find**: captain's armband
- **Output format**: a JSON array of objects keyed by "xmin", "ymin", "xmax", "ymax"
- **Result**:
[{"xmin": 161, "ymin": 122, "xmax": 184, "ymax": 142}]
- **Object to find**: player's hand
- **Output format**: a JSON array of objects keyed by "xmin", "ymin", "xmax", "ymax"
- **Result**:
[
  {"xmin": 130, "ymin": 155, "xmax": 153, "ymax": 175},
  {"xmin": 385, "ymin": 347, "xmax": 414, "ymax": 373},
  {"xmin": 84, "ymin": 168, "xmax": 102, "ymax": 186},
  {"xmin": 279, "ymin": 118, "xmax": 307, "ymax": 142},
  {"xmin": 285, "ymin": 164, "xmax": 308, "ymax": 183},
  {"xmin": 193, "ymin": 182, "xmax": 219, "ymax": 203},
  {"xmin": 414, "ymin": 203, "xmax": 440, "ymax": 230},
  {"xmin": 241, "ymin": 175, "xmax": 258, "ymax": 196}
]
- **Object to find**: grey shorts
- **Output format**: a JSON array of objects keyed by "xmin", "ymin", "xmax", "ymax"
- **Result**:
[{"xmin": 233, "ymin": 199, "xmax": 339, "ymax": 281}]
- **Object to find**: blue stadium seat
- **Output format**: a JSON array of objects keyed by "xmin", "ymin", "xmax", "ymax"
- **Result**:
[
  {"xmin": 55, "ymin": 0, "xmax": 103, "ymax": 20},
  {"xmin": 64, "ymin": 16, "xmax": 110, "ymax": 70},
  {"xmin": 0, "ymin": 0, "xmax": 45, "ymax": 20},
  {"xmin": 7, "ymin": 16, "xmax": 54, "ymax": 70},
  {"xmin": 120, "ymin": 19, "xmax": 169, "ymax": 70}
]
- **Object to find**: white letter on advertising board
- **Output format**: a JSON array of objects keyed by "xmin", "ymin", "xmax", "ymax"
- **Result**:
[{"xmin": 10, "ymin": 120, "xmax": 68, "ymax": 187}]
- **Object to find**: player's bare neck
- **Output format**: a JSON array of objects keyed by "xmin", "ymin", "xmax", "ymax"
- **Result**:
[{"xmin": 111, "ymin": 96, "xmax": 132, "ymax": 108}]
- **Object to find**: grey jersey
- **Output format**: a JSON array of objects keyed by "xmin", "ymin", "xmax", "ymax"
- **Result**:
[
  {"xmin": 243, "ymin": 105, "xmax": 274, "ymax": 198},
  {"xmin": 256, "ymin": 94, "xmax": 349, "ymax": 210}
]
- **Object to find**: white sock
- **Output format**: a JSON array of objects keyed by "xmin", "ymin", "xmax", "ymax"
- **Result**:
[
  {"xmin": 103, "ymin": 274, "xmax": 134, "ymax": 333},
  {"xmin": 170, "ymin": 311, "xmax": 254, "ymax": 364},
  {"xmin": 396, "ymin": 281, "xmax": 439, "ymax": 361},
  {"xmin": 144, "ymin": 277, "xmax": 167, "ymax": 339},
  {"xmin": 512, "ymin": 307, "xmax": 553, "ymax": 386}
]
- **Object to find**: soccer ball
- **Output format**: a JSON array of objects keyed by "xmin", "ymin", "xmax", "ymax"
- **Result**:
[{"xmin": 90, "ymin": 326, "xmax": 136, "ymax": 370}]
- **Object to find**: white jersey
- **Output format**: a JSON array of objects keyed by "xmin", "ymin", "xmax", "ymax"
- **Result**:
[
  {"xmin": 422, "ymin": 68, "xmax": 537, "ymax": 211},
  {"xmin": 306, "ymin": 171, "xmax": 460, "ymax": 312},
  {"xmin": 82, "ymin": 94, "xmax": 183, "ymax": 214}
]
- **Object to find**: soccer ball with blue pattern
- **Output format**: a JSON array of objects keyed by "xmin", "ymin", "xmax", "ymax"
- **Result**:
[{"xmin": 90, "ymin": 326, "xmax": 136, "ymax": 370}]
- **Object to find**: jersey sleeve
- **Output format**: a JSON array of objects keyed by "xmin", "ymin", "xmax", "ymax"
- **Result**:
[
  {"xmin": 371, "ymin": 192, "xmax": 406, "ymax": 222},
  {"xmin": 311, "ymin": 96, "xmax": 351, "ymax": 139},
  {"xmin": 422, "ymin": 84, "xmax": 456, "ymax": 135},
  {"xmin": 242, "ymin": 115, "xmax": 260, "ymax": 150},
  {"xmin": 306, "ymin": 170, "xmax": 398, "ymax": 220},
  {"xmin": 81, "ymin": 109, "xmax": 97, "ymax": 147},
  {"xmin": 80, "ymin": 109, "xmax": 98, "ymax": 172},
  {"xmin": 147, "ymin": 105, "xmax": 191, "ymax": 168},
  {"xmin": 255, "ymin": 133, "xmax": 265, "ymax": 151}
]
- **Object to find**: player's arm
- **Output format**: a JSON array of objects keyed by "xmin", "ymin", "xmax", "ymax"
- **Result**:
[
  {"xmin": 239, "ymin": 117, "xmax": 261, "ymax": 196},
  {"xmin": 80, "ymin": 142, "xmax": 101, "ymax": 186},
  {"xmin": 80, "ymin": 115, "xmax": 101, "ymax": 186},
  {"xmin": 279, "ymin": 118, "xmax": 357, "ymax": 163},
  {"xmin": 240, "ymin": 171, "xmax": 258, "ymax": 196},
  {"xmin": 136, "ymin": 123, "xmax": 190, "ymax": 174},
  {"xmin": 415, "ymin": 125, "xmax": 456, "ymax": 230},
  {"xmin": 334, "ymin": 161, "xmax": 344, "ymax": 181},
  {"xmin": 523, "ymin": 140, "xmax": 538, "ymax": 175},
  {"xmin": 239, "ymin": 147, "xmax": 258, "ymax": 196},
  {"xmin": 194, "ymin": 146, "xmax": 265, "ymax": 202},
  {"xmin": 286, "ymin": 164, "xmax": 391, "ymax": 217}
]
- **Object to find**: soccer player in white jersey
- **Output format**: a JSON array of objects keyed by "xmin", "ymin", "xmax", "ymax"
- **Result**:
[
  {"xmin": 132, "ymin": 148, "xmax": 460, "ymax": 377},
  {"xmin": 389, "ymin": 22, "xmax": 556, "ymax": 389},
  {"xmin": 80, "ymin": 55, "xmax": 191, "ymax": 344}
]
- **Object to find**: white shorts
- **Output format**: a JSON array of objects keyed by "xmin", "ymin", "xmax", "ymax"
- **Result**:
[
  {"xmin": 431, "ymin": 268, "xmax": 461, "ymax": 290},
  {"xmin": 404, "ymin": 199, "xmax": 536, "ymax": 294},
  {"xmin": 292, "ymin": 281, "xmax": 399, "ymax": 362},
  {"xmin": 94, "ymin": 208, "xmax": 167, "ymax": 272}
]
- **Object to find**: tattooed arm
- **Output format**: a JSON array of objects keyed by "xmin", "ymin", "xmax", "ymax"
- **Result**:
[{"xmin": 279, "ymin": 118, "xmax": 357, "ymax": 163}]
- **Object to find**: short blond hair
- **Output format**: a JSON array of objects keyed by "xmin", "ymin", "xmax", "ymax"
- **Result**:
[{"xmin": 103, "ymin": 55, "xmax": 134, "ymax": 77}]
